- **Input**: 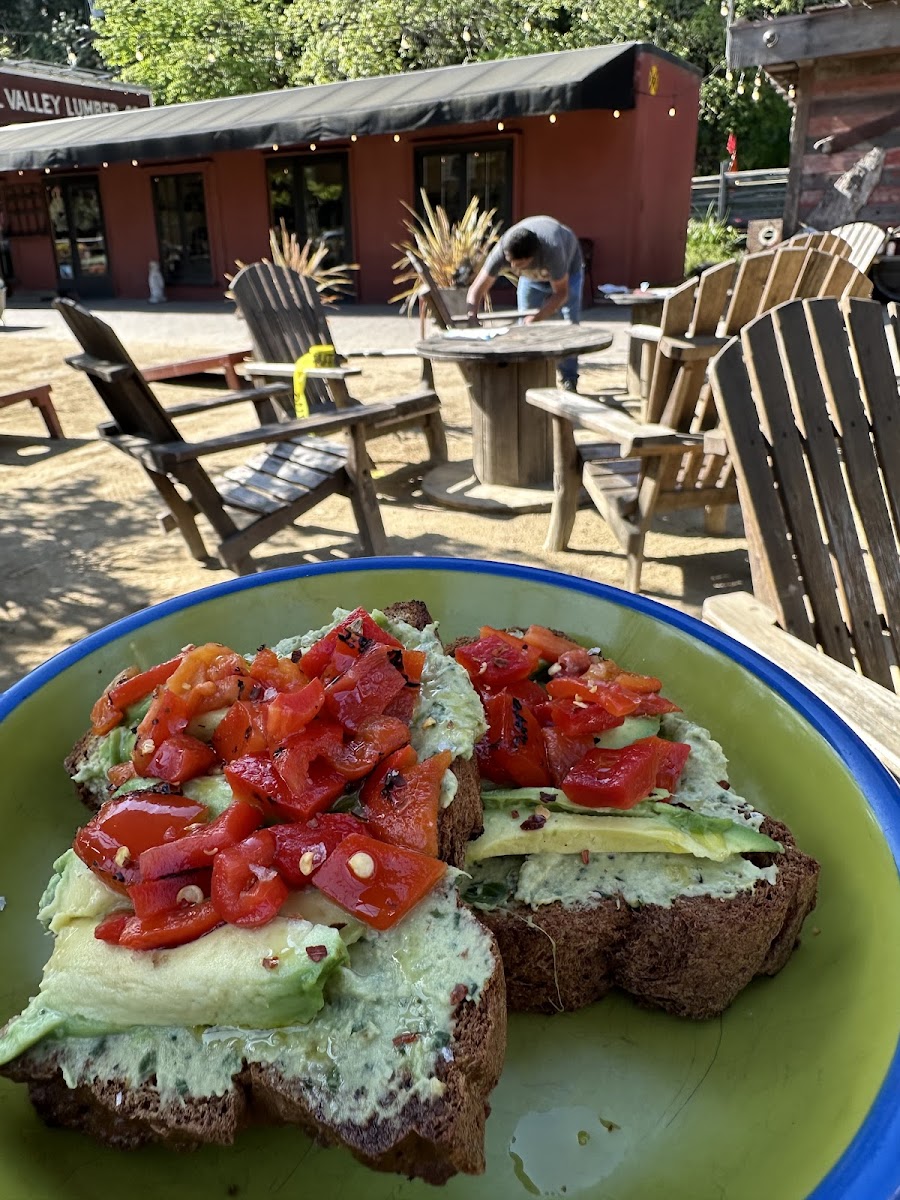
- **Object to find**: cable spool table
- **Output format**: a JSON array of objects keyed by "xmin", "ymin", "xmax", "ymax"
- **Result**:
[{"xmin": 416, "ymin": 324, "xmax": 613, "ymax": 513}]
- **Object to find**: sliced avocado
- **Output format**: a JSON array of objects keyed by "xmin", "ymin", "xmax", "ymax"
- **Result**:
[
  {"xmin": 466, "ymin": 807, "xmax": 781, "ymax": 864},
  {"xmin": 0, "ymin": 998, "xmax": 68, "ymax": 1064},
  {"xmin": 186, "ymin": 706, "xmax": 230, "ymax": 741},
  {"xmin": 38, "ymin": 850, "xmax": 127, "ymax": 932},
  {"xmin": 481, "ymin": 786, "xmax": 669, "ymax": 817},
  {"xmin": 181, "ymin": 774, "xmax": 234, "ymax": 815},
  {"xmin": 71, "ymin": 725, "xmax": 136, "ymax": 785},
  {"xmin": 36, "ymin": 917, "xmax": 348, "ymax": 1033},
  {"xmin": 595, "ymin": 715, "xmax": 660, "ymax": 748}
]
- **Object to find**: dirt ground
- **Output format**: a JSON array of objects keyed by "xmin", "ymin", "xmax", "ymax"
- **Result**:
[{"xmin": 0, "ymin": 328, "xmax": 751, "ymax": 692}]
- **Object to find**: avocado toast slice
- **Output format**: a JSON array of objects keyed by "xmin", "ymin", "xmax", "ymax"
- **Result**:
[
  {"xmin": 0, "ymin": 601, "xmax": 506, "ymax": 1182},
  {"xmin": 453, "ymin": 626, "xmax": 820, "ymax": 1020}
]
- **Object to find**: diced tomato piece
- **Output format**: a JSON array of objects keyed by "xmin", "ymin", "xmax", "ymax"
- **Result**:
[
  {"xmin": 312, "ymin": 832, "xmax": 446, "ymax": 931},
  {"xmin": 127, "ymin": 868, "xmax": 212, "ymax": 919},
  {"xmin": 270, "ymin": 814, "xmax": 364, "ymax": 887},
  {"xmin": 651, "ymin": 738, "xmax": 692, "ymax": 792},
  {"xmin": 455, "ymin": 633, "xmax": 538, "ymax": 693},
  {"xmin": 383, "ymin": 689, "xmax": 417, "ymax": 722},
  {"xmin": 548, "ymin": 676, "xmax": 641, "ymax": 718},
  {"xmin": 90, "ymin": 656, "xmax": 185, "ymax": 735},
  {"xmin": 299, "ymin": 608, "xmax": 402, "ymax": 679},
  {"xmin": 361, "ymin": 748, "xmax": 450, "ymax": 857},
  {"xmin": 74, "ymin": 792, "xmax": 208, "ymax": 893},
  {"xmin": 132, "ymin": 689, "xmax": 193, "ymax": 773},
  {"xmin": 543, "ymin": 727, "xmax": 594, "ymax": 787},
  {"xmin": 383, "ymin": 649, "xmax": 426, "ymax": 720},
  {"xmin": 211, "ymin": 830, "xmax": 288, "ymax": 928},
  {"xmin": 522, "ymin": 625, "xmax": 584, "ymax": 664},
  {"xmin": 145, "ymin": 733, "xmax": 218, "ymax": 785},
  {"xmin": 138, "ymin": 801, "xmax": 263, "ymax": 880},
  {"xmin": 323, "ymin": 644, "xmax": 407, "ymax": 731},
  {"xmin": 212, "ymin": 700, "xmax": 269, "ymax": 762},
  {"xmin": 614, "ymin": 671, "xmax": 663, "ymax": 694},
  {"xmin": 248, "ymin": 647, "xmax": 309, "ymax": 693},
  {"xmin": 504, "ymin": 677, "xmax": 549, "ymax": 713},
  {"xmin": 327, "ymin": 715, "xmax": 409, "ymax": 781},
  {"xmin": 561, "ymin": 742, "xmax": 662, "ymax": 809},
  {"xmin": 272, "ymin": 719, "xmax": 347, "ymax": 818},
  {"xmin": 94, "ymin": 912, "xmax": 130, "ymax": 944},
  {"xmin": 478, "ymin": 626, "xmax": 541, "ymax": 671},
  {"xmin": 224, "ymin": 752, "xmax": 292, "ymax": 816},
  {"xmin": 266, "ymin": 679, "xmax": 325, "ymax": 748},
  {"xmin": 107, "ymin": 761, "xmax": 137, "ymax": 789},
  {"xmin": 109, "ymin": 656, "xmax": 184, "ymax": 710},
  {"xmin": 548, "ymin": 697, "xmax": 625, "ymax": 738},
  {"xmin": 117, "ymin": 900, "xmax": 222, "ymax": 950},
  {"xmin": 165, "ymin": 643, "xmax": 257, "ymax": 717},
  {"xmin": 630, "ymin": 692, "xmax": 682, "ymax": 716},
  {"xmin": 479, "ymin": 692, "xmax": 551, "ymax": 787}
]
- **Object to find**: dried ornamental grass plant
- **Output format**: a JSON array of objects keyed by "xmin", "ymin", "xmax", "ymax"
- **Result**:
[
  {"xmin": 391, "ymin": 190, "xmax": 504, "ymax": 307},
  {"xmin": 228, "ymin": 219, "xmax": 359, "ymax": 304}
]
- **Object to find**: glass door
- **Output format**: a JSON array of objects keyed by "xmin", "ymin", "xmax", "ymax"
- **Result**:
[
  {"xmin": 267, "ymin": 153, "xmax": 353, "ymax": 287},
  {"xmin": 46, "ymin": 175, "xmax": 112, "ymax": 298}
]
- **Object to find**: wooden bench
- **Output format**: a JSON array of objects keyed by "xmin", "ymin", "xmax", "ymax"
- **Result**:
[
  {"xmin": 0, "ymin": 384, "xmax": 64, "ymax": 438},
  {"xmin": 141, "ymin": 349, "xmax": 252, "ymax": 391}
]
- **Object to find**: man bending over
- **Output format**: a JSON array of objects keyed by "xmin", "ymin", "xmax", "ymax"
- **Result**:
[{"xmin": 465, "ymin": 215, "xmax": 585, "ymax": 392}]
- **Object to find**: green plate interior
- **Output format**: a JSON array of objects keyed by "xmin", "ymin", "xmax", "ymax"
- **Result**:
[{"xmin": 1, "ymin": 565, "xmax": 898, "ymax": 1200}]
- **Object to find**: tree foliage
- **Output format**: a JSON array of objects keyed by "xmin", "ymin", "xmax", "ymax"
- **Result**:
[
  {"xmin": 90, "ymin": 0, "xmax": 811, "ymax": 169},
  {"xmin": 0, "ymin": 1, "xmax": 102, "ymax": 69}
]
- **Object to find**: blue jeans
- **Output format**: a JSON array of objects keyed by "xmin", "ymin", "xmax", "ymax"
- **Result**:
[{"xmin": 516, "ymin": 267, "xmax": 584, "ymax": 386}]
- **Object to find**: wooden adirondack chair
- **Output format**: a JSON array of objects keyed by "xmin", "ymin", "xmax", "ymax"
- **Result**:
[
  {"xmin": 230, "ymin": 262, "xmax": 447, "ymax": 469},
  {"xmin": 55, "ymin": 298, "xmax": 390, "ymax": 574},
  {"xmin": 526, "ymin": 246, "xmax": 874, "ymax": 592},
  {"xmin": 405, "ymin": 249, "xmax": 536, "ymax": 334},
  {"xmin": 829, "ymin": 221, "xmax": 889, "ymax": 274},
  {"xmin": 704, "ymin": 296, "xmax": 900, "ymax": 775},
  {"xmin": 782, "ymin": 230, "xmax": 853, "ymax": 258}
]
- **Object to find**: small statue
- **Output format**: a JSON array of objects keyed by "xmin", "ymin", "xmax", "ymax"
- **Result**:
[{"xmin": 148, "ymin": 260, "xmax": 166, "ymax": 304}]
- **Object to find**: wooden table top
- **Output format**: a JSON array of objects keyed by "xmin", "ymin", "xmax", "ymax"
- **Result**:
[{"xmin": 416, "ymin": 323, "xmax": 613, "ymax": 363}]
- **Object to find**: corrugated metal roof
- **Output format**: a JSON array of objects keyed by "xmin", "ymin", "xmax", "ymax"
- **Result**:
[{"xmin": 0, "ymin": 43, "xmax": 694, "ymax": 172}]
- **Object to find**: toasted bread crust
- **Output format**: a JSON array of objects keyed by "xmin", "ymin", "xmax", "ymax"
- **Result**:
[
  {"xmin": 3, "ymin": 918, "xmax": 506, "ymax": 1181},
  {"xmin": 475, "ymin": 818, "xmax": 818, "ymax": 1019}
]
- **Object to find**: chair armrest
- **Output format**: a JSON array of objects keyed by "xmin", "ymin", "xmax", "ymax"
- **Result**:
[
  {"xmin": 344, "ymin": 348, "xmax": 424, "ymax": 359},
  {"xmin": 658, "ymin": 334, "xmax": 728, "ymax": 362},
  {"xmin": 65, "ymin": 352, "xmax": 133, "ymax": 383},
  {"xmin": 243, "ymin": 360, "xmax": 363, "ymax": 380},
  {"xmin": 702, "ymin": 591, "xmax": 900, "ymax": 778},
  {"xmin": 137, "ymin": 402, "xmax": 399, "ymax": 469},
  {"xmin": 525, "ymin": 388, "xmax": 701, "ymax": 456},
  {"xmin": 628, "ymin": 324, "xmax": 663, "ymax": 344},
  {"xmin": 164, "ymin": 382, "xmax": 290, "ymax": 417}
]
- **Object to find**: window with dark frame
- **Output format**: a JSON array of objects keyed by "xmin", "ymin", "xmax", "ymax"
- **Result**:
[
  {"xmin": 151, "ymin": 172, "xmax": 212, "ymax": 286},
  {"xmin": 265, "ymin": 154, "xmax": 353, "ymax": 280},
  {"xmin": 414, "ymin": 141, "xmax": 513, "ymax": 229}
]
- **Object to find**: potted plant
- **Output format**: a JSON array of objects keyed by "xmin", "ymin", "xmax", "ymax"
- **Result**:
[
  {"xmin": 392, "ymin": 190, "xmax": 504, "ymax": 317},
  {"xmin": 229, "ymin": 219, "xmax": 359, "ymax": 304}
]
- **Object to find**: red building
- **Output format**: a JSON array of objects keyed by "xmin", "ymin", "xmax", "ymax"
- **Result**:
[{"xmin": 0, "ymin": 45, "xmax": 700, "ymax": 303}]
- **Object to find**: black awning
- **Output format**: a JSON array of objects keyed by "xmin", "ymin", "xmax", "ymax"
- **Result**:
[{"xmin": 0, "ymin": 43, "xmax": 694, "ymax": 172}]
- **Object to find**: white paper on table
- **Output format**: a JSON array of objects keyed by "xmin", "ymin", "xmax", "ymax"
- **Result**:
[{"xmin": 441, "ymin": 326, "xmax": 511, "ymax": 340}]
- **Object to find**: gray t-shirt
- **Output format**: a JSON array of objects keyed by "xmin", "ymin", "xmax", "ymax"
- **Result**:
[{"xmin": 484, "ymin": 216, "xmax": 582, "ymax": 281}]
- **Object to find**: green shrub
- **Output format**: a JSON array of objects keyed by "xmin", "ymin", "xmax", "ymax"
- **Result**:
[{"xmin": 684, "ymin": 207, "xmax": 742, "ymax": 277}]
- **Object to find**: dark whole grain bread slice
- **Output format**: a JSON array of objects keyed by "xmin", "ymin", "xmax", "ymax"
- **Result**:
[
  {"xmin": 3, "ymin": 913, "xmax": 506, "ymax": 1181},
  {"xmin": 64, "ymin": 600, "xmax": 484, "ymax": 869},
  {"xmin": 476, "ymin": 818, "xmax": 819, "ymax": 1020}
]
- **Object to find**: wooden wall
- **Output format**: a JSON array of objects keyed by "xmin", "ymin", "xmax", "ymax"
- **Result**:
[{"xmin": 799, "ymin": 51, "xmax": 900, "ymax": 227}]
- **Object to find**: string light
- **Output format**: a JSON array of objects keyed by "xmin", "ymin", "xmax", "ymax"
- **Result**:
[
  {"xmin": 309, "ymin": 142, "xmax": 316, "ymax": 151},
  {"xmin": 668, "ymin": 106, "xmax": 676, "ymax": 116},
  {"xmin": 523, "ymin": 18, "xmax": 532, "ymax": 31},
  {"xmin": 102, "ymin": 161, "xmax": 108, "ymax": 167},
  {"xmin": 720, "ymin": 1, "xmax": 728, "ymax": 14},
  {"xmin": 462, "ymin": 27, "xmax": 471, "ymax": 42},
  {"xmin": 272, "ymin": 143, "xmax": 279, "ymax": 150},
  {"xmin": 207, "ymin": 51, "xmax": 216, "ymax": 63},
  {"xmin": 135, "ymin": 49, "xmax": 143, "ymax": 61},
  {"xmin": 131, "ymin": 159, "xmax": 139, "ymax": 166},
  {"xmin": 400, "ymin": 34, "xmax": 410, "ymax": 50},
  {"xmin": 351, "ymin": 134, "xmax": 358, "ymax": 142},
  {"xmin": 726, "ymin": 69, "xmax": 733, "ymax": 82},
  {"xmin": 274, "ymin": 49, "xmax": 283, "ymax": 61},
  {"xmin": 736, "ymin": 72, "xmax": 745, "ymax": 95},
  {"xmin": 613, "ymin": 109, "xmax": 621, "ymax": 118},
  {"xmin": 44, "ymin": 167, "xmax": 50, "ymax": 174},
  {"xmin": 549, "ymin": 113, "xmax": 557, "ymax": 124},
  {"xmin": 17, "ymin": 170, "xmax": 23, "ymax": 176},
  {"xmin": 497, "ymin": 121, "xmax": 505, "ymax": 130},
  {"xmin": 788, "ymin": 83, "xmax": 796, "ymax": 100},
  {"xmin": 393, "ymin": 133, "xmax": 401, "ymax": 142}
]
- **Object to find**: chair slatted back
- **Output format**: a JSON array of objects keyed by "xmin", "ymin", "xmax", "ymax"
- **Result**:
[
  {"xmin": 710, "ymin": 296, "xmax": 900, "ymax": 691},
  {"xmin": 829, "ymin": 221, "xmax": 889, "ymax": 273},
  {"xmin": 230, "ymin": 262, "xmax": 336, "ymax": 412},
  {"xmin": 53, "ymin": 298, "xmax": 184, "ymax": 445},
  {"xmin": 783, "ymin": 230, "xmax": 853, "ymax": 258},
  {"xmin": 405, "ymin": 250, "xmax": 457, "ymax": 329}
]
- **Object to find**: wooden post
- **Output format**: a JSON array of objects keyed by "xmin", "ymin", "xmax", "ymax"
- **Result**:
[
  {"xmin": 464, "ymin": 359, "xmax": 555, "ymax": 487},
  {"xmin": 783, "ymin": 64, "xmax": 814, "ymax": 236}
]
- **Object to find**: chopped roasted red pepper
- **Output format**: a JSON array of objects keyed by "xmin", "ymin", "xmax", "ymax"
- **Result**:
[
  {"xmin": 116, "ymin": 900, "xmax": 222, "ymax": 950},
  {"xmin": 212, "ymin": 700, "xmax": 269, "ymax": 762},
  {"xmin": 145, "ymin": 733, "xmax": 218, "ymax": 785},
  {"xmin": 270, "ymin": 814, "xmax": 365, "ymax": 887},
  {"xmin": 211, "ymin": 829, "xmax": 288, "ymax": 927},
  {"xmin": 455, "ymin": 632, "xmax": 539, "ymax": 693},
  {"xmin": 542, "ymin": 727, "xmax": 594, "ymax": 787},
  {"xmin": 127, "ymin": 868, "xmax": 212, "ymax": 919},
  {"xmin": 361, "ymin": 748, "xmax": 451, "ymax": 857},
  {"xmin": 477, "ymin": 692, "xmax": 551, "ymax": 787},
  {"xmin": 224, "ymin": 752, "xmax": 293, "ymax": 817},
  {"xmin": 651, "ymin": 738, "xmax": 692, "ymax": 792},
  {"xmin": 138, "ymin": 800, "xmax": 263, "ymax": 880},
  {"xmin": 299, "ymin": 608, "xmax": 402, "ymax": 680},
  {"xmin": 323, "ymin": 643, "xmax": 407, "ymax": 731},
  {"xmin": 521, "ymin": 625, "xmax": 585, "ymax": 664},
  {"xmin": 90, "ymin": 655, "xmax": 184, "ymax": 736},
  {"xmin": 266, "ymin": 678, "xmax": 326, "ymax": 748},
  {"xmin": 248, "ymin": 646, "xmax": 309, "ymax": 693},
  {"xmin": 546, "ymin": 697, "xmax": 625, "ymax": 739},
  {"xmin": 312, "ymin": 832, "xmax": 446, "ymax": 931},
  {"xmin": 561, "ymin": 741, "xmax": 662, "ymax": 809}
]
